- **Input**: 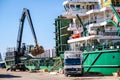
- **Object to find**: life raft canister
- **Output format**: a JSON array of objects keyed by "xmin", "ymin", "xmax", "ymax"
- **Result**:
[{"xmin": 72, "ymin": 33, "xmax": 81, "ymax": 39}]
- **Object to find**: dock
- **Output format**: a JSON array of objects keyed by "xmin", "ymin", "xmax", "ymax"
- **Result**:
[{"xmin": 0, "ymin": 69, "xmax": 119, "ymax": 80}]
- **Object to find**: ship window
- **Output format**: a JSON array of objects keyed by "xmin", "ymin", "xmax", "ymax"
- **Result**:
[
  {"xmin": 70, "ymin": 5, "xmax": 75, "ymax": 9},
  {"xmin": 89, "ymin": 5, "xmax": 92, "ymax": 10},
  {"xmin": 104, "ymin": 0, "xmax": 108, "ymax": 2},
  {"xmin": 64, "ymin": 4, "xmax": 69, "ymax": 10},
  {"xmin": 82, "ymin": 6, "xmax": 84, "ymax": 9},
  {"xmin": 92, "ymin": 5, "xmax": 94, "ymax": 9},
  {"xmin": 66, "ymin": 4, "xmax": 69, "ymax": 8},
  {"xmin": 76, "ymin": 5, "xmax": 80, "ymax": 10},
  {"xmin": 87, "ymin": 5, "xmax": 89, "ymax": 9},
  {"xmin": 107, "ymin": 14, "xmax": 109, "ymax": 18}
]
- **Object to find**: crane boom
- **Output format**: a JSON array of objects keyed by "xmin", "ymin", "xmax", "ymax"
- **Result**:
[
  {"xmin": 110, "ymin": 4, "xmax": 120, "ymax": 23},
  {"xmin": 76, "ymin": 14, "xmax": 87, "ymax": 36},
  {"xmin": 17, "ymin": 8, "xmax": 39, "ymax": 56},
  {"xmin": 107, "ymin": 4, "xmax": 120, "ymax": 36},
  {"xmin": 8, "ymin": 8, "xmax": 44, "ymax": 71}
]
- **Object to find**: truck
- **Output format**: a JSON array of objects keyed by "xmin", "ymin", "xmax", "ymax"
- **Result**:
[{"xmin": 64, "ymin": 51, "xmax": 83, "ymax": 76}]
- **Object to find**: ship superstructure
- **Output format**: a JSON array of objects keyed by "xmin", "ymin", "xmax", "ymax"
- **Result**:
[{"xmin": 62, "ymin": 0, "xmax": 120, "ymax": 75}]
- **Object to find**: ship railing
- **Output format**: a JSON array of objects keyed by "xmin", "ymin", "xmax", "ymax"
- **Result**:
[
  {"xmin": 80, "ymin": 16, "xmax": 113, "ymax": 27},
  {"xmin": 96, "ymin": 15, "xmax": 113, "ymax": 23},
  {"xmin": 80, "ymin": 15, "xmax": 112, "ymax": 25},
  {"xmin": 96, "ymin": 30, "xmax": 118, "ymax": 36},
  {"xmin": 66, "ymin": 9, "xmax": 87, "ymax": 15},
  {"xmin": 68, "ymin": 23, "xmax": 83, "ymax": 31},
  {"xmin": 68, "ymin": 42, "xmax": 120, "ymax": 52},
  {"xmin": 82, "ymin": 43, "xmax": 120, "ymax": 52},
  {"xmin": 103, "ymin": 31, "xmax": 118, "ymax": 36}
]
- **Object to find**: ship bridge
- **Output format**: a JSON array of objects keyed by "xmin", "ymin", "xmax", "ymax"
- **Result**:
[{"xmin": 63, "ymin": 0, "xmax": 100, "ymax": 18}]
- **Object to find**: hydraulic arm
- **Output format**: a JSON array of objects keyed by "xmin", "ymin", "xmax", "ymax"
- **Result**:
[
  {"xmin": 76, "ymin": 14, "xmax": 87, "ymax": 36},
  {"xmin": 110, "ymin": 4, "xmax": 120, "ymax": 24},
  {"xmin": 17, "ymin": 8, "xmax": 44, "ymax": 57},
  {"xmin": 107, "ymin": 4, "xmax": 120, "ymax": 36}
]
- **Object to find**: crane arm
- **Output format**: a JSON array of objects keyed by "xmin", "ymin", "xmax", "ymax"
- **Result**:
[
  {"xmin": 110, "ymin": 4, "xmax": 120, "ymax": 22},
  {"xmin": 17, "ymin": 8, "xmax": 44, "ymax": 56},
  {"xmin": 76, "ymin": 14, "xmax": 87, "ymax": 36},
  {"xmin": 76, "ymin": 14, "xmax": 84, "ymax": 28},
  {"xmin": 25, "ymin": 8, "xmax": 38, "ymax": 46},
  {"xmin": 107, "ymin": 4, "xmax": 120, "ymax": 36},
  {"xmin": 17, "ymin": 9, "xmax": 26, "ymax": 55}
]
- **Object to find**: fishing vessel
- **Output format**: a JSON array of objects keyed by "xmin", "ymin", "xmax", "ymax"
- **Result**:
[{"xmin": 62, "ymin": 0, "xmax": 120, "ymax": 75}]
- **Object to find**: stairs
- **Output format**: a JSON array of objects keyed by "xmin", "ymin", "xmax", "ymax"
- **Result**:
[{"xmin": 51, "ymin": 57, "xmax": 63, "ymax": 71}]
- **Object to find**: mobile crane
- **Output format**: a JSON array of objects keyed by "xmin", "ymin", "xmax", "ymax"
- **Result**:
[{"xmin": 8, "ymin": 8, "xmax": 44, "ymax": 71}]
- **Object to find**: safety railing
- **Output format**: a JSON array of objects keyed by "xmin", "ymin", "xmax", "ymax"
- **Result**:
[{"xmin": 81, "ymin": 42, "xmax": 120, "ymax": 52}]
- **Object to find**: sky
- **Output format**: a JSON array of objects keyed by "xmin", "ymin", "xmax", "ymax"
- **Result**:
[{"xmin": 0, "ymin": 0, "xmax": 65, "ymax": 57}]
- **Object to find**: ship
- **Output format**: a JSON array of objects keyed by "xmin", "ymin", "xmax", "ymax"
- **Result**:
[
  {"xmin": 60, "ymin": 0, "xmax": 120, "ymax": 75},
  {"xmin": 4, "ymin": 46, "xmax": 63, "ymax": 71}
]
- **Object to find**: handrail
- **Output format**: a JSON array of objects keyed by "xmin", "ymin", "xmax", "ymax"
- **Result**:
[{"xmin": 83, "ymin": 43, "xmax": 120, "ymax": 52}]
